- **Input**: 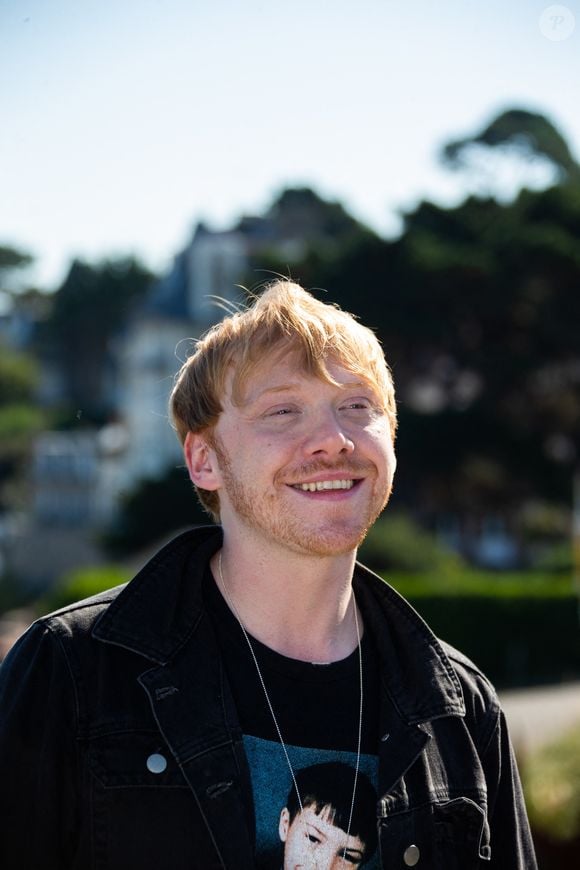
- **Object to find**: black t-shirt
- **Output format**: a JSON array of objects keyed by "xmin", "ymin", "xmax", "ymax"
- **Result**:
[{"xmin": 204, "ymin": 568, "xmax": 381, "ymax": 869}]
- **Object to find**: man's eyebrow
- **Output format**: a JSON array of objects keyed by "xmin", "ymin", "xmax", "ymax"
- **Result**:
[
  {"xmin": 337, "ymin": 381, "xmax": 373, "ymax": 391},
  {"xmin": 252, "ymin": 381, "xmax": 372, "ymax": 399},
  {"xmin": 243, "ymin": 384, "xmax": 301, "ymax": 405},
  {"xmin": 241, "ymin": 380, "xmax": 378, "ymax": 408}
]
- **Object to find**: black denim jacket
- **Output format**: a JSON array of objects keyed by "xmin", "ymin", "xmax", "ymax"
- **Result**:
[{"xmin": 0, "ymin": 526, "xmax": 537, "ymax": 869}]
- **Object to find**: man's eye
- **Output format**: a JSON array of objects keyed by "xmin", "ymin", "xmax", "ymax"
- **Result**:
[
  {"xmin": 341, "ymin": 401, "xmax": 371, "ymax": 411},
  {"xmin": 269, "ymin": 407, "xmax": 294, "ymax": 416},
  {"xmin": 307, "ymin": 833, "xmax": 322, "ymax": 844}
]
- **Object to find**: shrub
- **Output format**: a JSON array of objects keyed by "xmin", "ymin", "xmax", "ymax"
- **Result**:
[
  {"xmin": 524, "ymin": 725, "xmax": 580, "ymax": 842},
  {"xmin": 379, "ymin": 571, "xmax": 579, "ymax": 688},
  {"xmin": 359, "ymin": 512, "xmax": 464, "ymax": 574},
  {"xmin": 38, "ymin": 565, "xmax": 129, "ymax": 615}
]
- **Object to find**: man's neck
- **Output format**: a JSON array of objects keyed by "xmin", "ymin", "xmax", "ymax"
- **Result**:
[{"xmin": 210, "ymin": 533, "xmax": 360, "ymax": 664}]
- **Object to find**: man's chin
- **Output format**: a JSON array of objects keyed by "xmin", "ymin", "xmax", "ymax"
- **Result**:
[{"xmin": 289, "ymin": 524, "xmax": 372, "ymax": 558}]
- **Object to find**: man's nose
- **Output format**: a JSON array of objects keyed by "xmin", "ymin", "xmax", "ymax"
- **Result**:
[{"xmin": 302, "ymin": 409, "xmax": 355, "ymax": 457}]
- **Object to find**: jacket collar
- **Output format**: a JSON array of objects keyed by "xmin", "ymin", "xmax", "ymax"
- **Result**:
[
  {"xmin": 93, "ymin": 525, "xmax": 223, "ymax": 663},
  {"xmin": 93, "ymin": 525, "xmax": 464, "ymax": 723},
  {"xmin": 354, "ymin": 562, "xmax": 465, "ymax": 723}
]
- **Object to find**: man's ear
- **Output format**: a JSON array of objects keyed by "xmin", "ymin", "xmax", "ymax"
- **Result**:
[
  {"xmin": 278, "ymin": 807, "xmax": 290, "ymax": 843},
  {"xmin": 184, "ymin": 432, "xmax": 220, "ymax": 491}
]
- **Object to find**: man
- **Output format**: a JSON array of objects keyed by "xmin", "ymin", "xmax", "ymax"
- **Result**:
[
  {"xmin": 277, "ymin": 762, "xmax": 378, "ymax": 869},
  {"xmin": 0, "ymin": 280, "xmax": 537, "ymax": 868}
]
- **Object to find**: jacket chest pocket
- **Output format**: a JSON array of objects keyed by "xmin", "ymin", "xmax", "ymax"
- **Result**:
[
  {"xmin": 378, "ymin": 796, "xmax": 491, "ymax": 869},
  {"xmin": 90, "ymin": 731, "xmax": 187, "ymax": 789},
  {"xmin": 88, "ymin": 732, "xmax": 223, "ymax": 870}
]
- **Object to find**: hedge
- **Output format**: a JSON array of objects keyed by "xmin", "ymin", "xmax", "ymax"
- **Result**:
[{"xmin": 384, "ymin": 572, "xmax": 580, "ymax": 688}]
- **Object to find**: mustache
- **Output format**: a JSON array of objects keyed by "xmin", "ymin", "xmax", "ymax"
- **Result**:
[{"xmin": 279, "ymin": 458, "xmax": 375, "ymax": 484}]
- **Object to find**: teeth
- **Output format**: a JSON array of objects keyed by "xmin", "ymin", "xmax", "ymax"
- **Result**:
[{"xmin": 294, "ymin": 480, "xmax": 355, "ymax": 492}]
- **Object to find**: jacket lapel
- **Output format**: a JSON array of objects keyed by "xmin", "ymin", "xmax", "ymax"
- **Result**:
[
  {"xmin": 377, "ymin": 715, "xmax": 431, "ymax": 804},
  {"xmin": 138, "ymin": 613, "xmax": 256, "ymax": 870},
  {"xmin": 94, "ymin": 527, "xmax": 255, "ymax": 868}
]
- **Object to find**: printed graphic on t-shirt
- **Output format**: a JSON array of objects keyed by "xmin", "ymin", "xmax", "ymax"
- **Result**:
[{"xmin": 244, "ymin": 735, "xmax": 379, "ymax": 869}]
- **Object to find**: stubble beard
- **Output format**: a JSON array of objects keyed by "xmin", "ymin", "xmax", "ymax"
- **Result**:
[{"xmin": 212, "ymin": 436, "xmax": 391, "ymax": 557}]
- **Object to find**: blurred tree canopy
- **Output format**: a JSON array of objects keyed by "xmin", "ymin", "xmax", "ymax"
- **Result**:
[
  {"xmin": 524, "ymin": 724, "xmax": 580, "ymax": 844},
  {"xmin": 45, "ymin": 257, "xmax": 155, "ymax": 422},
  {"xmin": 0, "ymin": 347, "xmax": 38, "ymax": 405},
  {"xmin": 0, "ymin": 348, "xmax": 45, "ymax": 510},
  {"xmin": 0, "ymin": 244, "xmax": 33, "ymax": 284},
  {"xmin": 103, "ymin": 467, "xmax": 209, "ymax": 556},
  {"xmin": 442, "ymin": 107, "xmax": 580, "ymax": 183},
  {"xmin": 0, "ymin": 246, "xmax": 46, "ymax": 509}
]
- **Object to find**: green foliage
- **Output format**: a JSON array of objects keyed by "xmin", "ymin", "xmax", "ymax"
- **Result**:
[
  {"xmin": 0, "ymin": 346, "xmax": 39, "ymax": 404},
  {"xmin": 103, "ymin": 466, "xmax": 211, "ymax": 556},
  {"xmin": 384, "ymin": 570, "xmax": 573, "ymax": 599},
  {"xmin": 38, "ymin": 565, "xmax": 129, "ymax": 614},
  {"xmin": 442, "ymin": 108, "xmax": 580, "ymax": 181},
  {"xmin": 0, "ymin": 404, "xmax": 45, "ymax": 458},
  {"xmin": 0, "ymin": 244, "xmax": 33, "ymax": 281},
  {"xmin": 524, "ymin": 726, "xmax": 580, "ymax": 841},
  {"xmin": 533, "ymin": 541, "xmax": 573, "ymax": 572},
  {"xmin": 46, "ymin": 256, "xmax": 155, "ymax": 419},
  {"xmin": 0, "ymin": 404, "xmax": 45, "ymax": 440},
  {"xmin": 359, "ymin": 512, "xmax": 464, "ymax": 574},
  {"xmin": 50, "ymin": 257, "xmax": 154, "ymax": 335},
  {"xmin": 0, "ymin": 574, "xmax": 38, "ymax": 615},
  {"xmin": 360, "ymin": 509, "xmax": 578, "ymax": 686},
  {"xmin": 381, "ymin": 582, "xmax": 579, "ymax": 688},
  {"xmin": 0, "ymin": 344, "xmax": 44, "ymax": 509}
]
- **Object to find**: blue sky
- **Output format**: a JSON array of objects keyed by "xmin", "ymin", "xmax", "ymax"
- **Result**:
[{"xmin": 2, "ymin": 0, "xmax": 579, "ymax": 289}]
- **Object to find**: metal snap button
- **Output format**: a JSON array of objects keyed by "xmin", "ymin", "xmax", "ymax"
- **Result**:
[
  {"xmin": 403, "ymin": 844, "xmax": 420, "ymax": 866},
  {"xmin": 146, "ymin": 753, "xmax": 167, "ymax": 774}
]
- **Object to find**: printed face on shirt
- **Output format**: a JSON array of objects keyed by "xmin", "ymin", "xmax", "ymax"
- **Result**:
[
  {"xmin": 207, "ymin": 351, "xmax": 396, "ymax": 558},
  {"xmin": 279, "ymin": 804, "xmax": 366, "ymax": 869}
]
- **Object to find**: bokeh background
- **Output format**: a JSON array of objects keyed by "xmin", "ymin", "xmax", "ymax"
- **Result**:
[{"xmin": 1, "ymin": 2, "xmax": 580, "ymax": 863}]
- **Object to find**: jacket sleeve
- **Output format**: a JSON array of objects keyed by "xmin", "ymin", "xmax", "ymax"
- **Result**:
[
  {"xmin": 482, "ymin": 706, "xmax": 538, "ymax": 869},
  {"xmin": 0, "ymin": 620, "xmax": 79, "ymax": 869}
]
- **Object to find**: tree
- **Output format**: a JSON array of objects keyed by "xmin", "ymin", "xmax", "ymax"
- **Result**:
[
  {"xmin": 103, "ymin": 467, "xmax": 210, "ymax": 556},
  {"xmin": 0, "ymin": 245, "xmax": 33, "ymax": 283},
  {"xmin": 0, "ymin": 346, "xmax": 45, "ymax": 509},
  {"xmin": 441, "ymin": 108, "xmax": 580, "ymax": 190},
  {"xmin": 0, "ymin": 243, "xmax": 35, "ymax": 320},
  {"xmin": 46, "ymin": 257, "xmax": 155, "ymax": 422}
]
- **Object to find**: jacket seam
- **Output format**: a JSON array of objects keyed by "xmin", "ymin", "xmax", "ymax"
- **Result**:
[
  {"xmin": 44, "ymin": 621, "xmax": 82, "ymax": 736},
  {"xmin": 441, "ymin": 644, "xmax": 501, "ymax": 754},
  {"xmin": 381, "ymin": 787, "xmax": 488, "ymax": 816},
  {"xmin": 479, "ymin": 704, "xmax": 502, "ymax": 760}
]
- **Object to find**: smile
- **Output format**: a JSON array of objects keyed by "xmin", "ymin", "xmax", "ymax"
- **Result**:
[{"xmin": 292, "ymin": 479, "xmax": 355, "ymax": 492}]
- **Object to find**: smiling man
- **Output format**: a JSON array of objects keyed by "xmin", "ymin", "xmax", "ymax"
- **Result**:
[{"xmin": 0, "ymin": 280, "xmax": 537, "ymax": 869}]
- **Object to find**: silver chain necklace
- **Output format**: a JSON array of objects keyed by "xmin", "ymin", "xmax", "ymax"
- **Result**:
[{"xmin": 218, "ymin": 551, "xmax": 364, "ymax": 866}]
